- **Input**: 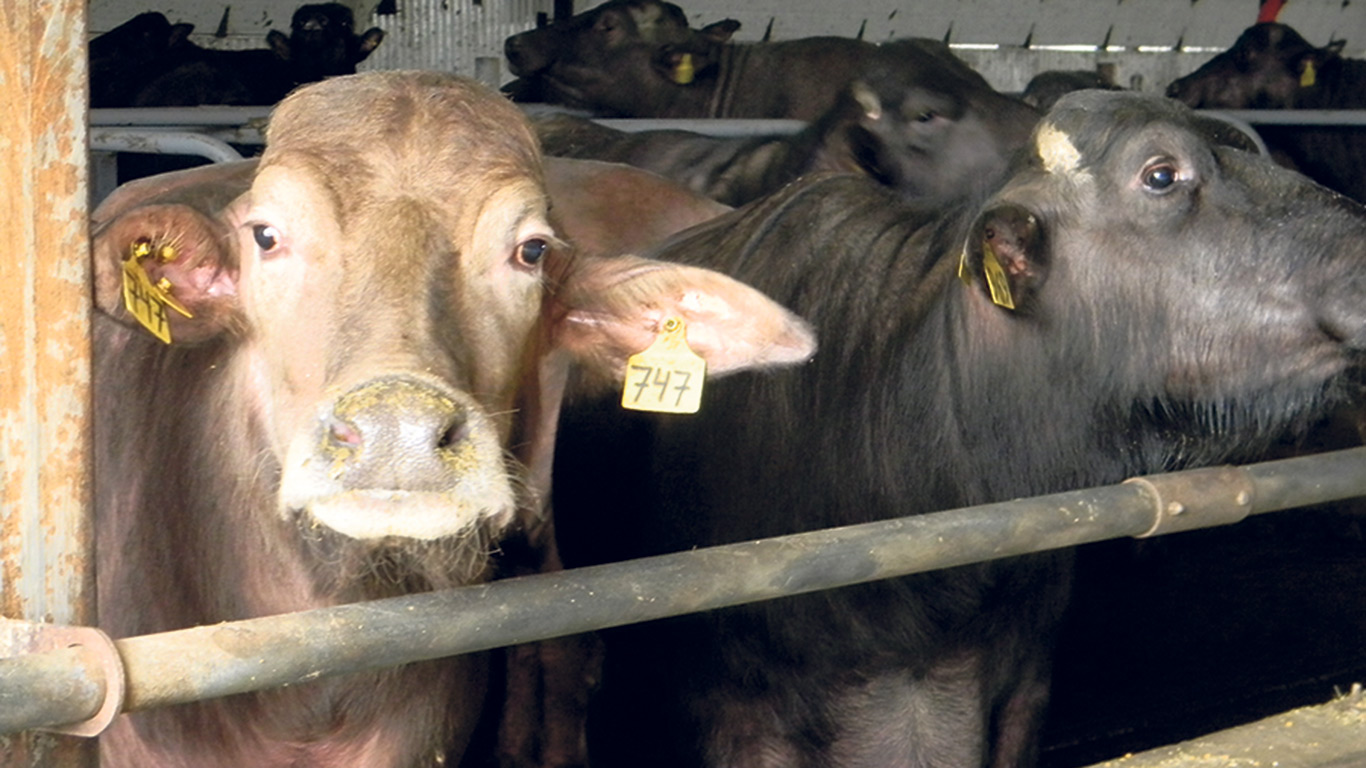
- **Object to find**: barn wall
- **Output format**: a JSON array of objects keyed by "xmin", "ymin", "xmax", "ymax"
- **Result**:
[{"xmin": 85, "ymin": 0, "xmax": 1366, "ymax": 93}]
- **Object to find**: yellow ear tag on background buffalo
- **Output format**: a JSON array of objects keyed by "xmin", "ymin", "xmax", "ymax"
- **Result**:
[
  {"xmin": 981, "ymin": 240, "xmax": 1016, "ymax": 310},
  {"xmin": 1300, "ymin": 59, "xmax": 1317, "ymax": 87},
  {"xmin": 621, "ymin": 317, "xmax": 706, "ymax": 414},
  {"xmin": 672, "ymin": 53, "xmax": 695, "ymax": 84},
  {"xmin": 121, "ymin": 240, "xmax": 193, "ymax": 344}
]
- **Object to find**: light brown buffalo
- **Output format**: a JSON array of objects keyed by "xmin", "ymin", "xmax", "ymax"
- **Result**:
[{"xmin": 91, "ymin": 70, "xmax": 811, "ymax": 767}]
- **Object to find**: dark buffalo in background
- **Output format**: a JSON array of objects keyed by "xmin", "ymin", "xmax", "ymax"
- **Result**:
[
  {"xmin": 90, "ymin": 71, "xmax": 814, "ymax": 767},
  {"xmin": 535, "ymin": 39, "xmax": 1038, "ymax": 206},
  {"xmin": 504, "ymin": 0, "xmax": 883, "ymax": 119},
  {"xmin": 90, "ymin": 2, "xmax": 385, "ymax": 108},
  {"xmin": 1021, "ymin": 68, "xmax": 1122, "ymax": 110},
  {"xmin": 551, "ymin": 91, "xmax": 1366, "ymax": 767},
  {"xmin": 88, "ymin": 11, "xmax": 197, "ymax": 108},
  {"xmin": 1166, "ymin": 21, "xmax": 1366, "ymax": 202}
]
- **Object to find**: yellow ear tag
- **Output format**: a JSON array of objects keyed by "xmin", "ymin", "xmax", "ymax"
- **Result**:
[
  {"xmin": 957, "ymin": 247, "xmax": 972, "ymax": 286},
  {"xmin": 1300, "ymin": 59, "xmax": 1317, "ymax": 87},
  {"xmin": 672, "ymin": 53, "xmax": 695, "ymax": 85},
  {"xmin": 121, "ymin": 240, "xmax": 193, "ymax": 344},
  {"xmin": 621, "ymin": 317, "xmax": 706, "ymax": 414},
  {"xmin": 981, "ymin": 240, "xmax": 1016, "ymax": 310}
]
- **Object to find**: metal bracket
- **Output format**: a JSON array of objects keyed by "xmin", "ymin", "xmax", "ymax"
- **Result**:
[
  {"xmin": 0, "ymin": 619, "xmax": 126, "ymax": 737},
  {"xmin": 1123, "ymin": 464, "xmax": 1256, "ymax": 538}
]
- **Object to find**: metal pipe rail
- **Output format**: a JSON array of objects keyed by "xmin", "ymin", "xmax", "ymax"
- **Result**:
[{"xmin": 4, "ymin": 446, "xmax": 1366, "ymax": 737}]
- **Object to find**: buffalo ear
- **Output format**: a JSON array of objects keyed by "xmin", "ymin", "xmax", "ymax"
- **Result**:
[
  {"xmin": 549, "ymin": 254, "xmax": 816, "ymax": 386},
  {"xmin": 267, "ymin": 29, "xmax": 291, "ymax": 61},
  {"xmin": 357, "ymin": 28, "xmax": 386, "ymax": 59},
  {"xmin": 91, "ymin": 162, "xmax": 253, "ymax": 344},
  {"xmin": 960, "ymin": 204, "xmax": 1048, "ymax": 311},
  {"xmin": 699, "ymin": 19, "xmax": 740, "ymax": 43}
]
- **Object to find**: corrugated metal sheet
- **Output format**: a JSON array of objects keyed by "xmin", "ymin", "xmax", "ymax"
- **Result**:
[{"xmin": 359, "ymin": 0, "xmax": 549, "ymax": 86}]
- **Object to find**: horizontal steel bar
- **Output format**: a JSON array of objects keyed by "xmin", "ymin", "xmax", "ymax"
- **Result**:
[
  {"xmin": 88, "ymin": 130, "xmax": 243, "ymax": 163},
  {"xmin": 90, "ymin": 107, "xmax": 273, "ymax": 127},
  {"xmin": 1208, "ymin": 109, "xmax": 1366, "ymax": 127},
  {"xmin": 4, "ymin": 446, "xmax": 1366, "ymax": 735}
]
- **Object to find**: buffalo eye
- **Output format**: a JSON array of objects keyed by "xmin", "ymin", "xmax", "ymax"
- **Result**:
[
  {"xmin": 515, "ymin": 238, "xmax": 549, "ymax": 268},
  {"xmin": 915, "ymin": 110, "xmax": 937, "ymax": 123},
  {"xmin": 1141, "ymin": 162, "xmax": 1179, "ymax": 193},
  {"xmin": 252, "ymin": 224, "xmax": 282, "ymax": 254}
]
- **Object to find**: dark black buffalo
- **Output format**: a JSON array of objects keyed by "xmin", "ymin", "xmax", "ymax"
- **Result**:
[
  {"xmin": 504, "ymin": 0, "xmax": 883, "ymax": 119},
  {"xmin": 535, "ymin": 39, "xmax": 1038, "ymax": 206},
  {"xmin": 552, "ymin": 91, "xmax": 1366, "ymax": 767},
  {"xmin": 89, "ymin": 12, "xmax": 198, "ymax": 108},
  {"xmin": 94, "ymin": 3, "xmax": 385, "ymax": 108},
  {"xmin": 1021, "ymin": 68, "xmax": 1121, "ymax": 111},
  {"xmin": 1166, "ymin": 22, "xmax": 1366, "ymax": 202}
]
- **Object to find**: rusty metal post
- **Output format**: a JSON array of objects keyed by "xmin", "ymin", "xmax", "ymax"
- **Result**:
[{"xmin": 0, "ymin": 0, "xmax": 96, "ymax": 765}]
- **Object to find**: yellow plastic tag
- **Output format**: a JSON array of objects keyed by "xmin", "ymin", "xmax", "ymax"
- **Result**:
[
  {"xmin": 1300, "ymin": 59, "xmax": 1317, "ymax": 87},
  {"xmin": 981, "ymin": 240, "xmax": 1016, "ymax": 309},
  {"xmin": 621, "ymin": 317, "xmax": 706, "ymax": 414},
  {"xmin": 957, "ymin": 247, "xmax": 972, "ymax": 285},
  {"xmin": 122, "ymin": 258, "xmax": 173, "ymax": 344},
  {"xmin": 121, "ymin": 240, "xmax": 193, "ymax": 344},
  {"xmin": 672, "ymin": 53, "xmax": 695, "ymax": 85}
]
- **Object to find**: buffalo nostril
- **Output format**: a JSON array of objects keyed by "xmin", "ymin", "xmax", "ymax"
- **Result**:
[
  {"xmin": 436, "ymin": 416, "xmax": 470, "ymax": 452},
  {"xmin": 328, "ymin": 417, "xmax": 363, "ymax": 449}
]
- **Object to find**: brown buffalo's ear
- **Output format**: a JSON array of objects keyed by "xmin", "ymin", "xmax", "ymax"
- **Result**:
[
  {"xmin": 959, "ymin": 204, "xmax": 1048, "ymax": 311},
  {"xmin": 549, "ymin": 254, "xmax": 816, "ymax": 385},
  {"xmin": 91, "ymin": 161, "xmax": 254, "ymax": 344}
]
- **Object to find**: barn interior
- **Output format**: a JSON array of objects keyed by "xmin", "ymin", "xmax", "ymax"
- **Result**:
[{"xmin": 3, "ymin": 0, "xmax": 1366, "ymax": 765}]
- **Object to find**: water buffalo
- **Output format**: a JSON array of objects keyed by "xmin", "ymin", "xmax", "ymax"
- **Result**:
[
  {"xmin": 91, "ymin": 71, "xmax": 814, "ymax": 767},
  {"xmin": 102, "ymin": 2, "xmax": 385, "ymax": 107},
  {"xmin": 1166, "ymin": 22, "xmax": 1366, "ymax": 202},
  {"xmin": 1020, "ymin": 68, "xmax": 1121, "ymax": 111},
  {"xmin": 89, "ymin": 11, "xmax": 198, "ymax": 108},
  {"xmin": 504, "ymin": 0, "xmax": 882, "ymax": 119},
  {"xmin": 551, "ymin": 91, "xmax": 1366, "ymax": 767},
  {"xmin": 535, "ymin": 39, "xmax": 1039, "ymax": 206}
]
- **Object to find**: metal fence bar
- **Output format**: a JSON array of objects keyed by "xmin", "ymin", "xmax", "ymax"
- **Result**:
[
  {"xmin": 88, "ymin": 130, "xmax": 244, "ymax": 164},
  {"xmin": 2, "ymin": 446, "xmax": 1366, "ymax": 736},
  {"xmin": 1213, "ymin": 109, "xmax": 1366, "ymax": 126},
  {"xmin": 0, "ymin": 0, "xmax": 96, "ymax": 764}
]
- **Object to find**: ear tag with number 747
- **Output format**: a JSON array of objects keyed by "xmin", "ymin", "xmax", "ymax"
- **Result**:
[{"xmin": 620, "ymin": 317, "xmax": 706, "ymax": 414}]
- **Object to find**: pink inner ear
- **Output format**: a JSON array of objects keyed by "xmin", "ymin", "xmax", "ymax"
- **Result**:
[
  {"xmin": 550, "ymin": 255, "xmax": 816, "ymax": 384},
  {"xmin": 93, "ymin": 203, "xmax": 240, "ymax": 343}
]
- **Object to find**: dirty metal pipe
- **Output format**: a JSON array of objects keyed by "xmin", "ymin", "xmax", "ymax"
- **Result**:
[
  {"xmin": 89, "ymin": 130, "xmax": 243, "ymax": 164},
  {"xmin": 4, "ymin": 447, "xmax": 1366, "ymax": 735},
  {"xmin": 90, "ymin": 107, "xmax": 273, "ymax": 127},
  {"xmin": 1211, "ymin": 109, "xmax": 1366, "ymax": 126}
]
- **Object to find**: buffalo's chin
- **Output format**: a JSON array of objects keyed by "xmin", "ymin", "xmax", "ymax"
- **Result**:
[{"xmin": 292, "ymin": 505, "xmax": 506, "ymax": 600}]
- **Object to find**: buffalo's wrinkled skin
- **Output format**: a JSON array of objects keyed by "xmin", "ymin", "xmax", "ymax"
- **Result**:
[
  {"xmin": 92, "ymin": 71, "xmax": 814, "ymax": 768},
  {"xmin": 536, "ymin": 39, "xmax": 1039, "ymax": 206},
  {"xmin": 552, "ymin": 91, "xmax": 1366, "ymax": 768},
  {"xmin": 1166, "ymin": 22, "xmax": 1366, "ymax": 201}
]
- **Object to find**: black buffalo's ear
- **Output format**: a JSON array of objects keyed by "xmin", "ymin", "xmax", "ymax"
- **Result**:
[
  {"xmin": 267, "ymin": 29, "xmax": 292, "ymax": 61},
  {"xmin": 357, "ymin": 27, "xmax": 385, "ymax": 59},
  {"xmin": 699, "ymin": 19, "xmax": 740, "ymax": 43},
  {"xmin": 959, "ymin": 204, "xmax": 1048, "ymax": 311},
  {"xmin": 91, "ymin": 161, "xmax": 254, "ymax": 344}
]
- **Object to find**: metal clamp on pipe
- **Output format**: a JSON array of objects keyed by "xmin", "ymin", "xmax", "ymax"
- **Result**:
[
  {"xmin": 0, "ymin": 619, "xmax": 126, "ymax": 737},
  {"xmin": 1123, "ymin": 465, "xmax": 1256, "ymax": 538}
]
